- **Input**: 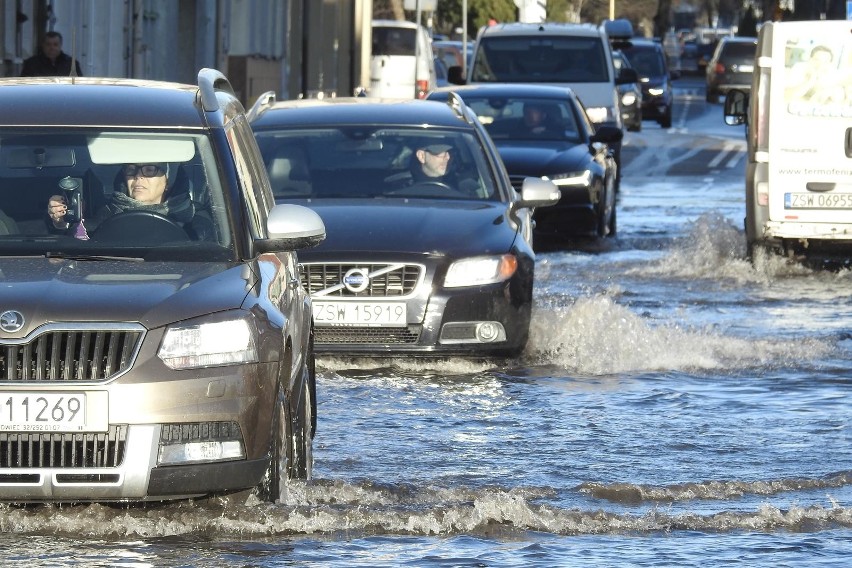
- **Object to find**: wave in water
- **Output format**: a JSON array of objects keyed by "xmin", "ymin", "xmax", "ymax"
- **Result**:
[
  {"xmin": 578, "ymin": 471, "xmax": 852, "ymax": 503},
  {"xmin": 0, "ymin": 479, "xmax": 850, "ymax": 538}
]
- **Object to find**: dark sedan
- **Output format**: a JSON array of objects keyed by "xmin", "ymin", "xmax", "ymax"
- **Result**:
[
  {"xmin": 621, "ymin": 38, "xmax": 677, "ymax": 128},
  {"xmin": 427, "ymin": 84, "xmax": 621, "ymax": 247},
  {"xmin": 248, "ymin": 95, "xmax": 559, "ymax": 358}
]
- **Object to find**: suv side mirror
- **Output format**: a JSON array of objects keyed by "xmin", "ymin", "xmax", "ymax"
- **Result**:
[
  {"xmin": 615, "ymin": 67, "xmax": 638, "ymax": 85},
  {"xmin": 447, "ymin": 65, "xmax": 466, "ymax": 85}
]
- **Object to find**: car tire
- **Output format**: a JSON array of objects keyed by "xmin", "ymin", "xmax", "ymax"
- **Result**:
[
  {"xmin": 659, "ymin": 109, "xmax": 672, "ymax": 128},
  {"xmin": 706, "ymin": 89, "xmax": 719, "ymax": 104},
  {"xmin": 627, "ymin": 121, "xmax": 641, "ymax": 133},
  {"xmin": 607, "ymin": 204, "xmax": 617, "ymax": 237}
]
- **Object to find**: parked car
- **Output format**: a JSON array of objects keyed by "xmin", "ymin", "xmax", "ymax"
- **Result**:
[
  {"xmin": 706, "ymin": 36, "xmax": 758, "ymax": 103},
  {"xmin": 0, "ymin": 71, "xmax": 326, "ymax": 503},
  {"xmin": 621, "ymin": 38, "xmax": 678, "ymax": 128},
  {"xmin": 248, "ymin": 94, "xmax": 559, "ymax": 358},
  {"xmin": 369, "ymin": 19, "xmax": 437, "ymax": 99},
  {"xmin": 611, "ymin": 49, "xmax": 643, "ymax": 132},
  {"xmin": 428, "ymin": 84, "xmax": 621, "ymax": 246}
]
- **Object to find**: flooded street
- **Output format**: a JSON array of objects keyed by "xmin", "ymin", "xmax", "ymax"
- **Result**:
[{"xmin": 2, "ymin": 89, "xmax": 851, "ymax": 566}]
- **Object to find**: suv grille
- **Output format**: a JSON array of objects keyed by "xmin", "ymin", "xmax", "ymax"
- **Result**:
[
  {"xmin": 300, "ymin": 263, "xmax": 423, "ymax": 297},
  {"xmin": 0, "ymin": 329, "xmax": 143, "ymax": 382},
  {"xmin": 0, "ymin": 425, "xmax": 128, "ymax": 468}
]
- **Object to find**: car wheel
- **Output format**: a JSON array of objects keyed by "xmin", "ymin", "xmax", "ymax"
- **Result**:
[
  {"xmin": 706, "ymin": 89, "xmax": 719, "ymax": 104},
  {"xmin": 607, "ymin": 204, "xmax": 617, "ymax": 237},
  {"xmin": 659, "ymin": 109, "xmax": 672, "ymax": 128},
  {"xmin": 627, "ymin": 120, "xmax": 641, "ymax": 133},
  {"xmin": 255, "ymin": 376, "xmax": 287, "ymax": 503}
]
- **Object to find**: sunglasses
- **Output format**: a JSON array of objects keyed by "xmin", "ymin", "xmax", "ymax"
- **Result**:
[{"xmin": 123, "ymin": 164, "xmax": 165, "ymax": 178}]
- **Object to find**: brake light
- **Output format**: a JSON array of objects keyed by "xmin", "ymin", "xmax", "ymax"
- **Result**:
[
  {"xmin": 415, "ymin": 80, "xmax": 429, "ymax": 99},
  {"xmin": 714, "ymin": 62, "xmax": 725, "ymax": 74}
]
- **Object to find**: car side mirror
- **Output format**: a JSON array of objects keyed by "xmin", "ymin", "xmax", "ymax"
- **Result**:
[
  {"xmin": 724, "ymin": 89, "xmax": 749, "ymax": 125},
  {"xmin": 447, "ymin": 65, "xmax": 466, "ymax": 85},
  {"xmin": 590, "ymin": 125, "xmax": 624, "ymax": 145}
]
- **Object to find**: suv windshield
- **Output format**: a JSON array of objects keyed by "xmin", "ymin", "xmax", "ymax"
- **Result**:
[
  {"xmin": 624, "ymin": 44, "xmax": 667, "ymax": 77},
  {"xmin": 471, "ymin": 36, "xmax": 610, "ymax": 83},
  {"xmin": 254, "ymin": 127, "xmax": 500, "ymax": 201},
  {"xmin": 0, "ymin": 129, "xmax": 235, "ymax": 261}
]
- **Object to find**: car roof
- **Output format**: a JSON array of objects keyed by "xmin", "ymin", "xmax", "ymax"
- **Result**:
[
  {"xmin": 249, "ymin": 97, "xmax": 474, "ymax": 130},
  {"xmin": 478, "ymin": 22, "xmax": 602, "ymax": 38},
  {"xmin": 0, "ymin": 77, "xmax": 207, "ymax": 128},
  {"xmin": 372, "ymin": 19, "xmax": 421, "ymax": 30},
  {"xmin": 623, "ymin": 38, "xmax": 663, "ymax": 50},
  {"xmin": 429, "ymin": 83, "xmax": 578, "ymax": 101}
]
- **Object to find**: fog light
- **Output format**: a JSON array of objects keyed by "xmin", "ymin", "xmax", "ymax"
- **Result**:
[
  {"xmin": 158, "ymin": 421, "xmax": 246, "ymax": 465},
  {"xmin": 440, "ymin": 321, "xmax": 506, "ymax": 344},
  {"xmin": 476, "ymin": 322, "xmax": 502, "ymax": 342},
  {"xmin": 159, "ymin": 441, "xmax": 245, "ymax": 465}
]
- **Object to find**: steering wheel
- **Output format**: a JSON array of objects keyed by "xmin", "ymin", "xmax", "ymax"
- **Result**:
[{"xmin": 90, "ymin": 210, "xmax": 190, "ymax": 243}]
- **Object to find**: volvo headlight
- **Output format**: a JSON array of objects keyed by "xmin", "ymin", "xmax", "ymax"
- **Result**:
[
  {"xmin": 621, "ymin": 92, "xmax": 637, "ymax": 106},
  {"xmin": 547, "ymin": 170, "xmax": 592, "ymax": 187},
  {"xmin": 159, "ymin": 316, "xmax": 258, "ymax": 369},
  {"xmin": 445, "ymin": 255, "xmax": 518, "ymax": 288}
]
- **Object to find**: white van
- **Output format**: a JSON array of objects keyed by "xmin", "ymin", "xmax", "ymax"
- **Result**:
[
  {"xmin": 369, "ymin": 20, "xmax": 436, "ymax": 99},
  {"xmin": 725, "ymin": 20, "xmax": 852, "ymax": 261}
]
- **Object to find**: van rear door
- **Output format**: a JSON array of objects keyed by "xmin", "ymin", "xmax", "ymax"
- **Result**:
[
  {"xmin": 369, "ymin": 24, "xmax": 435, "ymax": 99},
  {"xmin": 766, "ymin": 21, "xmax": 852, "ymax": 236}
]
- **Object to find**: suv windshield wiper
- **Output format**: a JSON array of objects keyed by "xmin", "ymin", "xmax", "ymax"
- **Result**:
[{"xmin": 44, "ymin": 251, "xmax": 145, "ymax": 262}]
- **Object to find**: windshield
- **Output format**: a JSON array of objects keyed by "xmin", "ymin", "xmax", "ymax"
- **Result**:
[
  {"xmin": 471, "ymin": 36, "xmax": 610, "ymax": 83},
  {"xmin": 463, "ymin": 97, "xmax": 583, "ymax": 143},
  {"xmin": 254, "ymin": 127, "xmax": 501, "ymax": 201},
  {"xmin": 624, "ymin": 45, "xmax": 666, "ymax": 77},
  {"xmin": 0, "ymin": 129, "xmax": 235, "ymax": 261}
]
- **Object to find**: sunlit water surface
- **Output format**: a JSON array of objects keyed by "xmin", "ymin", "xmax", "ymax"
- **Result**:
[{"xmin": 1, "ymin": 124, "xmax": 851, "ymax": 567}]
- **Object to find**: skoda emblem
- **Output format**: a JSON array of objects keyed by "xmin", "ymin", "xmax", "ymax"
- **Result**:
[
  {"xmin": 342, "ymin": 268, "xmax": 370, "ymax": 293},
  {"xmin": 0, "ymin": 310, "xmax": 25, "ymax": 333}
]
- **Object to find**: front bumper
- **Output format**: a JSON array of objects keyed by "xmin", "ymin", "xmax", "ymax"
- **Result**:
[{"xmin": 0, "ymin": 365, "xmax": 276, "ymax": 502}]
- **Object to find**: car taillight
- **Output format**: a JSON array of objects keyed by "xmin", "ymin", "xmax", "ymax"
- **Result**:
[
  {"xmin": 714, "ymin": 62, "xmax": 726, "ymax": 74},
  {"xmin": 415, "ymin": 80, "xmax": 429, "ymax": 99}
]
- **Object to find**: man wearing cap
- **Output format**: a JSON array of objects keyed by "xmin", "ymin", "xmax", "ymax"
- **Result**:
[
  {"xmin": 46, "ymin": 162, "xmax": 212, "ymax": 239},
  {"xmin": 413, "ymin": 142, "xmax": 453, "ymax": 183}
]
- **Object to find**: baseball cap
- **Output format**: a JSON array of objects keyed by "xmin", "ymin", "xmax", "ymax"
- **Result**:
[{"xmin": 420, "ymin": 142, "xmax": 452, "ymax": 154}]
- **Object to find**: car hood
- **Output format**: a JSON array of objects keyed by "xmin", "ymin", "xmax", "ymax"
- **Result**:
[
  {"xmin": 0, "ymin": 258, "xmax": 249, "ymax": 337},
  {"xmin": 291, "ymin": 200, "xmax": 518, "ymax": 259},
  {"xmin": 494, "ymin": 142, "xmax": 589, "ymax": 176}
]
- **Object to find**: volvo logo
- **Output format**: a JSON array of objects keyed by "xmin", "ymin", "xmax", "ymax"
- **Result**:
[
  {"xmin": 342, "ymin": 268, "xmax": 370, "ymax": 293},
  {"xmin": 0, "ymin": 310, "xmax": 25, "ymax": 333}
]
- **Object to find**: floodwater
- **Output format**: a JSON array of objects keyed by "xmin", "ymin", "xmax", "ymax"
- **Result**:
[{"xmin": 1, "ymin": 96, "xmax": 851, "ymax": 566}]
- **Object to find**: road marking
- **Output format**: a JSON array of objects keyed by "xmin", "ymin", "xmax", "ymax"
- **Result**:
[{"xmin": 708, "ymin": 140, "xmax": 737, "ymax": 168}]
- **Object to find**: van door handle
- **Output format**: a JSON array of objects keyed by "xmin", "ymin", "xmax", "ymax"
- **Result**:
[{"xmin": 847, "ymin": 127, "xmax": 852, "ymax": 158}]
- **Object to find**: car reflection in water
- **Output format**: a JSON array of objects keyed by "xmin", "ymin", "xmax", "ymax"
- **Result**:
[
  {"xmin": 428, "ymin": 84, "xmax": 621, "ymax": 249},
  {"xmin": 249, "ymin": 94, "xmax": 559, "ymax": 358}
]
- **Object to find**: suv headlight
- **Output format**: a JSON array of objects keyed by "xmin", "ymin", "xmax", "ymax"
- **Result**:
[
  {"xmin": 159, "ymin": 316, "xmax": 258, "ymax": 369},
  {"xmin": 585, "ymin": 106, "xmax": 615, "ymax": 124},
  {"xmin": 648, "ymin": 86, "xmax": 666, "ymax": 96},
  {"xmin": 621, "ymin": 92, "xmax": 638, "ymax": 106},
  {"xmin": 445, "ymin": 255, "xmax": 518, "ymax": 288},
  {"xmin": 547, "ymin": 170, "xmax": 592, "ymax": 187}
]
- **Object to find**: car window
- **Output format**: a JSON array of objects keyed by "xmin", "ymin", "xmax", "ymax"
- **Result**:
[
  {"xmin": 472, "ymin": 36, "xmax": 610, "ymax": 83},
  {"xmin": 254, "ymin": 127, "xmax": 499, "ymax": 201},
  {"xmin": 373, "ymin": 26, "xmax": 416, "ymax": 56},
  {"xmin": 463, "ymin": 97, "xmax": 582, "ymax": 143},
  {"xmin": 0, "ymin": 129, "xmax": 235, "ymax": 260},
  {"xmin": 721, "ymin": 41, "xmax": 757, "ymax": 59}
]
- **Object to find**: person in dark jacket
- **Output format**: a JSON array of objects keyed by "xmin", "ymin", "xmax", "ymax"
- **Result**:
[{"xmin": 21, "ymin": 31, "xmax": 83, "ymax": 77}]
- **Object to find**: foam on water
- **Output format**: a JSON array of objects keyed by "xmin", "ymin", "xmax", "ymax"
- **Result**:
[{"xmin": 1, "ymin": 478, "xmax": 850, "ymax": 538}]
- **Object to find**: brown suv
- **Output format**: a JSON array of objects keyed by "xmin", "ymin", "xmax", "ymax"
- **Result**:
[{"xmin": 0, "ymin": 70, "xmax": 325, "ymax": 503}]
